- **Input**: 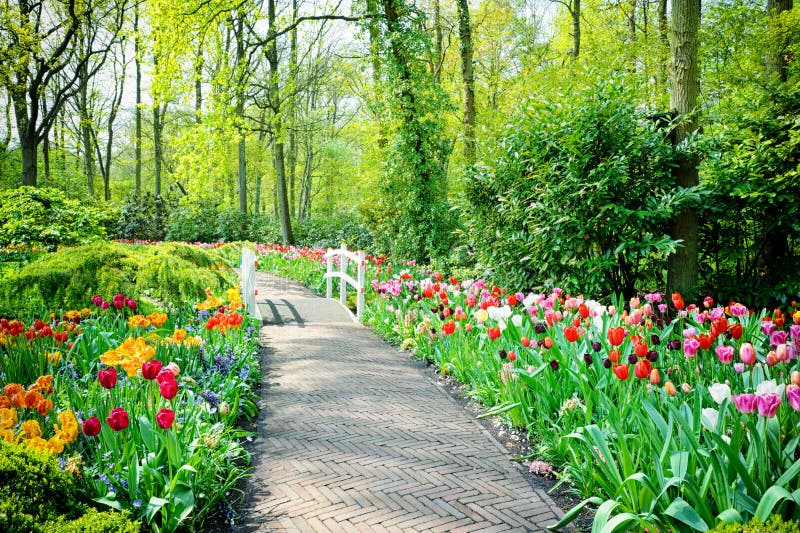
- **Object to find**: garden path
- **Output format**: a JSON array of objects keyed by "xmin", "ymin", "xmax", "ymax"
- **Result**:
[{"xmin": 234, "ymin": 273, "xmax": 566, "ymax": 532}]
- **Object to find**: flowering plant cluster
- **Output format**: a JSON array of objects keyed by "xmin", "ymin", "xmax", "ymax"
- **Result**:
[
  {"xmin": 0, "ymin": 269, "xmax": 261, "ymax": 532},
  {"xmin": 257, "ymin": 245, "xmax": 800, "ymax": 532}
]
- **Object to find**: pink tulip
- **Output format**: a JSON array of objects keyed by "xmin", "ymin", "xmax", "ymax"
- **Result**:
[
  {"xmin": 684, "ymin": 337, "xmax": 701, "ymax": 358},
  {"xmin": 786, "ymin": 385, "xmax": 800, "ymax": 411},
  {"xmin": 739, "ymin": 343, "xmax": 756, "ymax": 366},
  {"xmin": 733, "ymin": 393, "xmax": 757, "ymax": 414},
  {"xmin": 715, "ymin": 345, "xmax": 734, "ymax": 364},
  {"xmin": 756, "ymin": 393, "xmax": 782, "ymax": 418}
]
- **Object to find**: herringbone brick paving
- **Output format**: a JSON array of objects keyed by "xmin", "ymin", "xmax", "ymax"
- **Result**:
[{"xmin": 235, "ymin": 274, "xmax": 565, "ymax": 532}]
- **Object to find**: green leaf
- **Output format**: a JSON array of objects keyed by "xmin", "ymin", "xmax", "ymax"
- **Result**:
[
  {"xmin": 664, "ymin": 497, "xmax": 708, "ymax": 531},
  {"xmin": 753, "ymin": 485, "xmax": 794, "ymax": 522},
  {"xmin": 548, "ymin": 496, "xmax": 603, "ymax": 530}
]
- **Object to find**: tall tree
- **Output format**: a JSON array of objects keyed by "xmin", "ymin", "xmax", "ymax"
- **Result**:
[
  {"xmin": 765, "ymin": 0, "xmax": 793, "ymax": 82},
  {"xmin": 266, "ymin": 0, "xmax": 294, "ymax": 243},
  {"xmin": 134, "ymin": 2, "xmax": 143, "ymax": 195},
  {"xmin": 667, "ymin": 0, "xmax": 701, "ymax": 295},
  {"xmin": 456, "ymin": 0, "xmax": 475, "ymax": 164},
  {"xmin": 0, "ymin": 0, "xmax": 127, "ymax": 186}
]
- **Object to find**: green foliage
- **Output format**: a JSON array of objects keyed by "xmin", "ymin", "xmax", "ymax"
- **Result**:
[
  {"xmin": 367, "ymin": 0, "xmax": 456, "ymax": 263},
  {"xmin": 216, "ymin": 207, "xmax": 250, "ymax": 242},
  {"xmin": 165, "ymin": 201, "xmax": 219, "ymax": 242},
  {"xmin": 0, "ymin": 241, "xmax": 235, "ymax": 316},
  {"xmin": 115, "ymin": 193, "xmax": 175, "ymax": 242},
  {"xmin": 47, "ymin": 509, "xmax": 140, "ymax": 533},
  {"xmin": 0, "ymin": 441, "xmax": 83, "ymax": 531},
  {"xmin": 464, "ymin": 74, "xmax": 689, "ymax": 296},
  {"xmin": 701, "ymin": 82, "xmax": 800, "ymax": 307},
  {"xmin": 711, "ymin": 515, "xmax": 800, "ymax": 532},
  {"xmin": 294, "ymin": 214, "xmax": 374, "ymax": 251},
  {"xmin": 137, "ymin": 245, "xmax": 232, "ymax": 305},
  {"xmin": 0, "ymin": 187, "xmax": 109, "ymax": 251}
]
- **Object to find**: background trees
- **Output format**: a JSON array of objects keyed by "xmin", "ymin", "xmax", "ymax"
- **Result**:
[{"xmin": 0, "ymin": 0, "xmax": 798, "ymax": 305}]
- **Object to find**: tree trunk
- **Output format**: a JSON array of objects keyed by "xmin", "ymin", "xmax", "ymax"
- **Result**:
[
  {"xmin": 267, "ymin": 0, "xmax": 294, "ymax": 243},
  {"xmin": 41, "ymin": 97, "xmax": 50, "ymax": 181},
  {"xmin": 288, "ymin": 0, "xmax": 298, "ymax": 216},
  {"xmin": 235, "ymin": 11, "xmax": 247, "ymax": 213},
  {"xmin": 195, "ymin": 44, "xmax": 203, "ymax": 122},
  {"xmin": 657, "ymin": 0, "xmax": 668, "ymax": 100},
  {"xmin": 153, "ymin": 104, "xmax": 164, "ymax": 196},
  {"xmin": 433, "ymin": 0, "xmax": 443, "ymax": 83},
  {"xmin": 667, "ymin": 0, "xmax": 700, "ymax": 296},
  {"xmin": 134, "ymin": 4, "xmax": 142, "ymax": 195},
  {"xmin": 571, "ymin": 0, "xmax": 581, "ymax": 58},
  {"xmin": 765, "ymin": 0, "xmax": 793, "ymax": 82},
  {"xmin": 12, "ymin": 88, "xmax": 38, "ymax": 186},
  {"xmin": 79, "ymin": 58, "xmax": 95, "ymax": 197},
  {"xmin": 456, "ymin": 0, "xmax": 476, "ymax": 165}
]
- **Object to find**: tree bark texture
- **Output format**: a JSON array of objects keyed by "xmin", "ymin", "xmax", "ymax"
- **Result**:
[
  {"xmin": 134, "ymin": 3, "xmax": 143, "ymax": 194},
  {"xmin": 456, "ymin": 0, "xmax": 476, "ymax": 164},
  {"xmin": 765, "ymin": 0, "xmax": 793, "ymax": 82},
  {"xmin": 667, "ymin": 0, "xmax": 701, "ymax": 295}
]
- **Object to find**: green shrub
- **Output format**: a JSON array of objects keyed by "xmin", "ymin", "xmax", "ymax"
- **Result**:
[
  {"xmin": 47, "ymin": 509, "xmax": 140, "ymax": 533},
  {"xmin": 216, "ymin": 207, "xmax": 249, "ymax": 242},
  {"xmin": 115, "ymin": 192, "xmax": 175, "ymax": 242},
  {"xmin": 165, "ymin": 201, "xmax": 219, "ymax": 243},
  {"xmin": 294, "ymin": 214, "xmax": 375, "ymax": 251},
  {"xmin": 0, "ymin": 187, "xmax": 108, "ymax": 251},
  {"xmin": 248, "ymin": 214, "xmax": 282, "ymax": 244},
  {"xmin": 0, "ymin": 241, "xmax": 236, "ymax": 316},
  {"xmin": 0, "ymin": 442, "xmax": 83, "ymax": 531},
  {"xmin": 464, "ymin": 73, "xmax": 689, "ymax": 297},
  {"xmin": 711, "ymin": 515, "xmax": 800, "ymax": 532}
]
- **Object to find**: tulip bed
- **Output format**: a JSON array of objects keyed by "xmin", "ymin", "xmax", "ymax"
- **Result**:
[
  {"xmin": 256, "ymin": 244, "xmax": 800, "ymax": 531},
  {"xmin": 1, "ymin": 278, "xmax": 261, "ymax": 531}
]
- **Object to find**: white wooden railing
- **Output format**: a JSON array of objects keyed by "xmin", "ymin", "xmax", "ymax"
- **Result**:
[
  {"xmin": 240, "ymin": 247, "xmax": 262, "ymax": 320},
  {"xmin": 324, "ymin": 244, "xmax": 366, "ymax": 322}
]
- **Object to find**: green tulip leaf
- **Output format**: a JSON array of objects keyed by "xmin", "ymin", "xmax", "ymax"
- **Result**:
[{"xmin": 665, "ymin": 497, "xmax": 708, "ymax": 531}]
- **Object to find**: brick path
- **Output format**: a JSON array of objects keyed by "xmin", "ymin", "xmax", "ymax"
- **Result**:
[{"xmin": 235, "ymin": 274, "xmax": 565, "ymax": 532}]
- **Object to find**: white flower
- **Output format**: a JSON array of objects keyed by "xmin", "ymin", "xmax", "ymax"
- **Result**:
[
  {"xmin": 756, "ymin": 379, "xmax": 785, "ymax": 397},
  {"xmin": 488, "ymin": 305, "xmax": 513, "ymax": 321},
  {"xmin": 708, "ymin": 383, "xmax": 731, "ymax": 405},
  {"xmin": 523, "ymin": 293, "xmax": 536, "ymax": 307},
  {"xmin": 701, "ymin": 407, "xmax": 719, "ymax": 431},
  {"xmin": 498, "ymin": 319, "xmax": 507, "ymax": 331},
  {"xmin": 511, "ymin": 314, "xmax": 523, "ymax": 328}
]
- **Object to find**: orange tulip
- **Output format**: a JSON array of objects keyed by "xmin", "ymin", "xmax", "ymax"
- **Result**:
[
  {"xmin": 649, "ymin": 368, "xmax": 661, "ymax": 385},
  {"xmin": 608, "ymin": 327, "xmax": 625, "ymax": 347},
  {"xmin": 613, "ymin": 364, "xmax": 630, "ymax": 381},
  {"xmin": 609, "ymin": 349, "xmax": 620, "ymax": 363},
  {"xmin": 665, "ymin": 381, "xmax": 677, "ymax": 396},
  {"xmin": 671, "ymin": 292, "xmax": 685, "ymax": 311}
]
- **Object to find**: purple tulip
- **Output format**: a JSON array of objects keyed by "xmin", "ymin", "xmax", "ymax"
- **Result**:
[
  {"xmin": 790, "ymin": 325, "xmax": 800, "ymax": 340},
  {"xmin": 761, "ymin": 321, "xmax": 776, "ymax": 336},
  {"xmin": 734, "ymin": 363, "xmax": 746, "ymax": 373},
  {"xmin": 733, "ymin": 393, "xmax": 757, "ymax": 414},
  {"xmin": 756, "ymin": 393, "xmax": 782, "ymax": 418}
]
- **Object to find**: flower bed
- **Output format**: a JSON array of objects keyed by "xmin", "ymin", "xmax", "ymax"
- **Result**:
[
  {"xmin": 0, "ymin": 273, "xmax": 261, "ymax": 531},
  {"xmin": 256, "ymin": 245, "xmax": 800, "ymax": 531}
]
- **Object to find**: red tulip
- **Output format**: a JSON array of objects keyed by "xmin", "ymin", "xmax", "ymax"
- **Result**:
[
  {"xmin": 156, "ymin": 408, "xmax": 175, "ymax": 430},
  {"xmin": 106, "ymin": 407, "xmax": 129, "ymax": 431},
  {"xmin": 82, "ymin": 416, "xmax": 101, "ymax": 437},
  {"xmin": 98, "ymin": 367, "xmax": 118, "ymax": 389},
  {"xmin": 698, "ymin": 334, "xmax": 712, "ymax": 350},
  {"xmin": 609, "ymin": 349, "xmax": 621, "ymax": 363},
  {"xmin": 729, "ymin": 324, "xmax": 743, "ymax": 340},
  {"xmin": 671, "ymin": 292, "xmax": 685, "ymax": 311},
  {"xmin": 507, "ymin": 294, "xmax": 517, "ymax": 306},
  {"xmin": 634, "ymin": 360, "xmax": 651, "ymax": 379},
  {"xmin": 142, "ymin": 360, "xmax": 163, "ymax": 380},
  {"xmin": 608, "ymin": 327, "xmax": 625, "ymax": 347},
  {"xmin": 634, "ymin": 342, "xmax": 648, "ymax": 358},
  {"xmin": 442, "ymin": 320, "xmax": 455, "ymax": 335},
  {"xmin": 564, "ymin": 326, "xmax": 579, "ymax": 343},
  {"xmin": 579, "ymin": 304, "xmax": 589, "ymax": 319},
  {"xmin": 508, "ymin": 351, "xmax": 516, "ymax": 362},
  {"xmin": 710, "ymin": 318, "xmax": 728, "ymax": 339},
  {"xmin": 613, "ymin": 364, "xmax": 630, "ymax": 381},
  {"xmin": 487, "ymin": 327, "xmax": 501, "ymax": 341},
  {"xmin": 520, "ymin": 336, "xmax": 531, "ymax": 348}
]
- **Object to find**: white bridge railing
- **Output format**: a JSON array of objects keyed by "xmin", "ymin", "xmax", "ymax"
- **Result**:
[
  {"xmin": 324, "ymin": 244, "xmax": 366, "ymax": 322},
  {"xmin": 240, "ymin": 247, "xmax": 262, "ymax": 320}
]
